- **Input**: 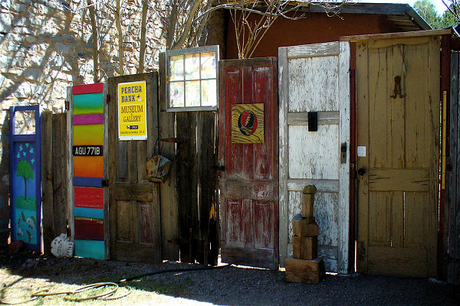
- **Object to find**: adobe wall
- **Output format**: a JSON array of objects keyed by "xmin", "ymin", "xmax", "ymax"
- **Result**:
[{"xmin": 0, "ymin": 0, "xmax": 166, "ymax": 246}]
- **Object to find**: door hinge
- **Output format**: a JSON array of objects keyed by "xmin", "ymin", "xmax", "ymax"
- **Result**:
[{"xmin": 101, "ymin": 179, "xmax": 109, "ymax": 187}]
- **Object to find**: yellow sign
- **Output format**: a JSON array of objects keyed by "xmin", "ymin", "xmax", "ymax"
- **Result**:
[
  {"xmin": 231, "ymin": 103, "xmax": 264, "ymax": 143},
  {"xmin": 118, "ymin": 81, "xmax": 147, "ymax": 140}
]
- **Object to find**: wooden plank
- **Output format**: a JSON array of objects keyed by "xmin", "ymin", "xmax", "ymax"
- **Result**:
[
  {"xmin": 368, "ymin": 169, "xmax": 429, "ymax": 192},
  {"xmin": 67, "ymin": 86, "xmax": 74, "ymax": 241},
  {"xmin": 158, "ymin": 52, "xmax": 179, "ymax": 261},
  {"xmin": 287, "ymin": 41, "xmax": 339, "ymax": 59},
  {"xmin": 287, "ymin": 112, "xmax": 339, "ymax": 125},
  {"xmin": 278, "ymin": 46, "xmax": 289, "ymax": 267},
  {"xmin": 74, "ymin": 187, "xmax": 103, "ymax": 209},
  {"xmin": 197, "ymin": 111, "xmax": 219, "ymax": 265},
  {"xmin": 114, "ymin": 183, "xmax": 154, "ymax": 202},
  {"xmin": 341, "ymin": 28, "xmax": 452, "ymax": 43},
  {"xmin": 52, "ymin": 113, "xmax": 68, "ymax": 237},
  {"xmin": 74, "ymin": 218, "xmax": 104, "ymax": 240},
  {"xmin": 367, "ymin": 246, "xmax": 429, "ymax": 278},
  {"xmin": 292, "ymin": 236, "xmax": 317, "ymax": 260},
  {"xmin": 287, "ymin": 179, "xmax": 339, "ymax": 193},
  {"xmin": 337, "ymin": 41, "xmax": 350, "ymax": 274},
  {"xmin": 74, "ymin": 207, "xmax": 104, "ymax": 219},
  {"xmin": 448, "ymin": 52, "xmax": 460, "ymax": 285},
  {"xmin": 103, "ymin": 83, "xmax": 109, "ymax": 260},
  {"xmin": 72, "ymin": 114, "xmax": 104, "ymax": 125},
  {"xmin": 176, "ymin": 112, "xmax": 198, "ymax": 263},
  {"xmin": 41, "ymin": 110, "xmax": 53, "ymax": 255},
  {"xmin": 73, "ymin": 93, "xmax": 104, "ymax": 115},
  {"xmin": 74, "ymin": 239, "xmax": 105, "ymax": 260},
  {"xmin": 285, "ymin": 257, "xmax": 326, "ymax": 284},
  {"xmin": 73, "ymin": 83, "xmax": 104, "ymax": 95},
  {"xmin": 356, "ymin": 40, "xmax": 370, "ymax": 273}
]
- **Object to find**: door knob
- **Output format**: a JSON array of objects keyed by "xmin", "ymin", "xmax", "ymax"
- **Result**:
[{"xmin": 358, "ymin": 168, "xmax": 366, "ymax": 176}]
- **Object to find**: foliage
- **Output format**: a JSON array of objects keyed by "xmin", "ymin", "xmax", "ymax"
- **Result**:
[
  {"xmin": 16, "ymin": 160, "xmax": 33, "ymax": 199},
  {"xmin": 414, "ymin": 0, "xmax": 457, "ymax": 29}
]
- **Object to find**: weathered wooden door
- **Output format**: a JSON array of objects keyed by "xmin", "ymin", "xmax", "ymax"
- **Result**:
[
  {"xmin": 356, "ymin": 36, "xmax": 440, "ymax": 277},
  {"xmin": 219, "ymin": 58, "xmax": 279, "ymax": 270},
  {"xmin": 278, "ymin": 42, "xmax": 350, "ymax": 273},
  {"xmin": 106, "ymin": 73, "xmax": 161, "ymax": 263}
]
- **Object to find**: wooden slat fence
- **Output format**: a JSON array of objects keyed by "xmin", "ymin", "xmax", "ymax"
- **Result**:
[
  {"xmin": 447, "ymin": 52, "xmax": 460, "ymax": 285},
  {"xmin": 41, "ymin": 111, "xmax": 69, "ymax": 255}
]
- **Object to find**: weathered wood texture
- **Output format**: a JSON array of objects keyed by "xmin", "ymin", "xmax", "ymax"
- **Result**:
[
  {"xmin": 278, "ymin": 42, "xmax": 350, "ymax": 273},
  {"xmin": 285, "ymin": 257, "xmax": 326, "ymax": 284},
  {"xmin": 157, "ymin": 52, "xmax": 179, "ymax": 261},
  {"xmin": 219, "ymin": 58, "xmax": 279, "ymax": 270},
  {"xmin": 175, "ymin": 111, "xmax": 219, "ymax": 265},
  {"xmin": 41, "ymin": 111, "xmax": 68, "ymax": 255},
  {"xmin": 356, "ymin": 36, "xmax": 440, "ymax": 278},
  {"xmin": 447, "ymin": 52, "xmax": 460, "ymax": 285},
  {"xmin": 107, "ymin": 73, "xmax": 161, "ymax": 263}
]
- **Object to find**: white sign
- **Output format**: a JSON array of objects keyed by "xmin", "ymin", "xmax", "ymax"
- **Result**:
[{"xmin": 357, "ymin": 146, "xmax": 366, "ymax": 157}]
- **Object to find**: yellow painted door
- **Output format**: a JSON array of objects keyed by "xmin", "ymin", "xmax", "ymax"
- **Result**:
[{"xmin": 356, "ymin": 37, "xmax": 440, "ymax": 278}]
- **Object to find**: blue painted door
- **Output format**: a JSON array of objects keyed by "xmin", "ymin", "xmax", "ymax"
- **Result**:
[{"xmin": 10, "ymin": 106, "xmax": 41, "ymax": 252}]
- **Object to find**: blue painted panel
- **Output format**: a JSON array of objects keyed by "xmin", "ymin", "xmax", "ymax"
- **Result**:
[
  {"xmin": 74, "ymin": 207, "xmax": 104, "ymax": 219},
  {"xmin": 73, "ymin": 177, "xmax": 102, "ymax": 188},
  {"xmin": 9, "ymin": 106, "xmax": 41, "ymax": 252},
  {"xmin": 74, "ymin": 239, "xmax": 105, "ymax": 260}
]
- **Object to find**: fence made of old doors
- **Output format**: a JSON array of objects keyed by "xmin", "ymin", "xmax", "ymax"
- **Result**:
[
  {"xmin": 219, "ymin": 58, "xmax": 279, "ymax": 270},
  {"xmin": 356, "ymin": 36, "xmax": 440, "ymax": 277},
  {"xmin": 106, "ymin": 72, "xmax": 161, "ymax": 263},
  {"xmin": 278, "ymin": 42, "xmax": 350, "ymax": 273}
]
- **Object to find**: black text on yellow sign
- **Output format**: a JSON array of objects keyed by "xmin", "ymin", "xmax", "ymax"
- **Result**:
[{"xmin": 118, "ymin": 81, "xmax": 147, "ymax": 140}]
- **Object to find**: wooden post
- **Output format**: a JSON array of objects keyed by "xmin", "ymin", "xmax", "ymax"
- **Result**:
[
  {"xmin": 286, "ymin": 184, "xmax": 325, "ymax": 283},
  {"xmin": 41, "ymin": 110, "xmax": 53, "ymax": 255}
]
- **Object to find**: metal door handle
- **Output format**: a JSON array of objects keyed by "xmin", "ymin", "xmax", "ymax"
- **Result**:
[{"xmin": 358, "ymin": 168, "xmax": 366, "ymax": 176}]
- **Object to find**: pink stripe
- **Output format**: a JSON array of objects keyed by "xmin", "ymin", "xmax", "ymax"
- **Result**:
[
  {"xmin": 73, "ymin": 114, "xmax": 104, "ymax": 125},
  {"xmin": 73, "ymin": 83, "xmax": 104, "ymax": 95}
]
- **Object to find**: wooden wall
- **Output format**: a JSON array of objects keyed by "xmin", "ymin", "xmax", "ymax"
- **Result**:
[
  {"xmin": 41, "ymin": 111, "xmax": 68, "ymax": 255},
  {"xmin": 226, "ymin": 13, "xmax": 397, "ymax": 59}
]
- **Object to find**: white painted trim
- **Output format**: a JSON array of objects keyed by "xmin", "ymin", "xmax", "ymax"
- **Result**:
[
  {"xmin": 278, "ymin": 46, "xmax": 290, "ymax": 267},
  {"xmin": 337, "ymin": 41, "xmax": 351, "ymax": 274}
]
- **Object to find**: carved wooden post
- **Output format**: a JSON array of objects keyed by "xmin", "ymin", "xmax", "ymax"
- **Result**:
[{"xmin": 286, "ymin": 185, "xmax": 325, "ymax": 284}]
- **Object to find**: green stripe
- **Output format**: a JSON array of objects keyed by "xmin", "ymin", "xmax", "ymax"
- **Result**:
[{"xmin": 73, "ymin": 93, "xmax": 103, "ymax": 115}]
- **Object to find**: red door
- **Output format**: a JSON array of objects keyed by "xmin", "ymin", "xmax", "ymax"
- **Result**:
[{"xmin": 219, "ymin": 58, "xmax": 279, "ymax": 270}]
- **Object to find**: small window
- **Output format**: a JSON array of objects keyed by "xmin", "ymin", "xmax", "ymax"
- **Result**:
[{"xmin": 166, "ymin": 45, "xmax": 219, "ymax": 111}]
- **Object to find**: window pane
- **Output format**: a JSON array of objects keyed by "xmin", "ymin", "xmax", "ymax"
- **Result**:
[
  {"xmin": 185, "ymin": 53, "xmax": 200, "ymax": 80},
  {"xmin": 14, "ymin": 110, "xmax": 36, "ymax": 135},
  {"xmin": 201, "ymin": 52, "xmax": 216, "ymax": 79},
  {"xmin": 170, "ymin": 55, "xmax": 184, "ymax": 81},
  {"xmin": 170, "ymin": 82, "xmax": 184, "ymax": 107},
  {"xmin": 185, "ymin": 80, "xmax": 200, "ymax": 107},
  {"xmin": 201, "ymin": 79, "xmax": 217, "ymax": 106}
]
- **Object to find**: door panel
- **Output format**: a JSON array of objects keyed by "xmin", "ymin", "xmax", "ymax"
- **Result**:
[
  {"xmin": 107, "ymin": 73, "xmax": 161, "ymax": 263},
  {"xmin": 219, "ymin": 58, "xmax": 279, "ymax": 270},
  {"xmin": 278, "ymin": 42, "xmax": 350, "ymax": 272},
  {"xmin": 356, "ymin": 37, "xmax": 440, "ymax": 277}
]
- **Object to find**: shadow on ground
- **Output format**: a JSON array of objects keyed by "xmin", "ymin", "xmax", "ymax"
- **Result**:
[{"xmin": 1, "ymin": 249, "xmax": 459, "ymax": 305}]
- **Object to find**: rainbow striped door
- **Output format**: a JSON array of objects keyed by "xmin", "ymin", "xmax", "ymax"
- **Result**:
[{"xmin": 71, "ymin": 83, "xmax": 106, "ymax": 259}]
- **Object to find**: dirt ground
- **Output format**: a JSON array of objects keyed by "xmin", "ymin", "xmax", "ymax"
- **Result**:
[{"xmin": 1, "ymin": 249, "xmax": 459, "ymax": 305}]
